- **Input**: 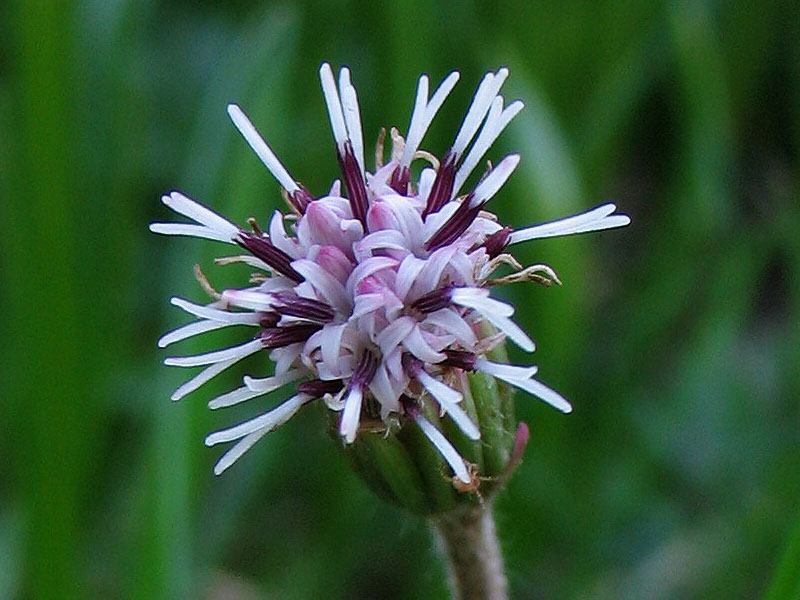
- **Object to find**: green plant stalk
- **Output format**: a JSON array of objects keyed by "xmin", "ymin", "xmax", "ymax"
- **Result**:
[{"xmin": 432, "ymin": 504, "xmax": 508, "ymax": 600}]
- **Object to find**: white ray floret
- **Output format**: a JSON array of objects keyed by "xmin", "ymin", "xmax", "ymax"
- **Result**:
[
  {"xmin": 452, "ymin": 68, "xmax": 509, "ymax": 158},
  {"xmin": 339, "ymin": 386, "xmax": 364, "ymax": 443},
  {"xmin": 469, "ymin": 154, "xmax": 520, "ymax": 207},
  {"xmin": 399, "ymin": 71, "xmax": 461, "ymax": 169},
  {"xmin": 227, "ymin": 104, "xmax": 299, "ymax": 194},
  {"xmin": 338, "ymin": 67, "xmax": 365, "ymax": 175},
  {"xmin": 149, "ymin": 192, "xmax": 240, "ymax": 243},
  {"xmin": 319, "ymin": 63, "xmax": 349, "ymax": 153},
  {"xmin": 170, "ymin": 297, "xmax": 263, "ymax": 323},
  {"xmin": 206, "ymin": 393, "xmax": 313, "ymax": 474},
  {"xmin": 164, "ymin": 338, "xmax": 263, "ymax": 367},
  {"xmin": 509, "ymin": 203, "xmax": 631, "ymax": 244},
  {"xmin": 454, "ymin": 97, "xmax": 524, "ymax": 196},
  {"xmin": 158, "ymin": 318, "xmax": 254, "ymax": 348},
  {"xmin": 475, "ymin": 358, "xmax": 572, "ymax": 413},
  {"xmin": 415, "ymin": 369, "xmax": 479, "ymax": 440},
  {"xmin": 207, "ymin": 369, "xmax": 304, "ymax": 409},
  {"xmin": 414, "ymin": 414, "xmax": 471, "ymax": 484}
]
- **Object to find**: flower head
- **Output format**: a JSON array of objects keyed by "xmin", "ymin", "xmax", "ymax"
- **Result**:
[{"xmin": 151, "ymin": 64, "xmax": 629, "ymax": 485}]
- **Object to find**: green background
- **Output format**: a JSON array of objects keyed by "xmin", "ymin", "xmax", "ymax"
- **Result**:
[{"xmin": 2, "ymin": 1, "xmax": 799, "ymax": 598}]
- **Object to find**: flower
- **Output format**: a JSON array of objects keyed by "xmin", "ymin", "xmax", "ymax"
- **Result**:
[{"xmin": 150, "ymin": 63, "xmax": 629, "ymax": 484}]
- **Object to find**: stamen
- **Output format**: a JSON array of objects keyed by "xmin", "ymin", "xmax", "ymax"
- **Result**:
[
  {"xmin": 269, "ymin": 292, "xmax": 335, "ymax": 323},
  {"xmin": 424, "ymin": 196, "xmax": 484, "ymax": 251},
  {"xmin": 441, "ymin": 349, "xmax": 478, "ymax": 371},
  {"xmin": 261, "ymin": 324, "xmax": 323, "ymax": 348},
  {"xmin": 337, "ymin": 140, "xmax": 370, "ymax": 227},
  {"xmin": 410, "ymin": 286, "xmax": 454, "ymax": 314},
  {"xmin": 422, "ymin": 150, "xmax": 457, "ymax": 217},
  {"xmin": 297, "ymin": 379, "xmax": 345, "ymax": 397},
  {"xmin": 236, "ymin": 232, "xmax": 303, "ymax": 282}
]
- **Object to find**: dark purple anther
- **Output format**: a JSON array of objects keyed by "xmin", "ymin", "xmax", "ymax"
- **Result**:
[
  {"xmin": 422, "ymin": 150, "xmax": 457, "ymax": 218},
  {"xmin": 290, "ymin": 185, "xmax": 314, "ymax": 214},
  {"xmin": 349, "ymin": 350, "xmax": 379, "ymax": 389},
  {"xmin": 400, "ymin": 394, "xmax": 420, "ymax": 417},
  {"xmin": 259, "ymin": 312, "xmax": 280, "ymax": 328},
  {"xmin": 297, "ymin": 378, "xmax": 344, "ymax": 397},
  {"xmin": 337, "ymin": 140, "xmax": 369, "ymax": 228},
  {"xmin": 479, "ymin": 227, "xmax": 511, "ymax": 258},
  {"xmin": 390, "ymin": 165, "xmax": 410, "ymax": 195},
  {"xmin": 237, "ymin": 232, "xmax": 303, "ymax": 282},
  {"xmin": 401, "ymin": 354, "xmax": 423, "ymax": 376},
  {"xmin": 260, "ymin": 323, "xmax": 322, "ymax": 348},
  {"xmin": 441, "ymin": 350, "xmax": 477, "ymax": 371},
  {"xmin": 410, "ymin": 286, "xmax": 454, "ymax": 314},
  {"xmin": 270, "ymin": 292, "xmax": 335, "ymax": 323},
  {"xmin": 424, "ymin": 196, "xmax": 484, "ymax": 252}
]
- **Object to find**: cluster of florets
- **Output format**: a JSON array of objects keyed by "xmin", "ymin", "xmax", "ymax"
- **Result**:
[{"xmin": 151, "ymin": 64, "xmax": 629, "ymax": 481}]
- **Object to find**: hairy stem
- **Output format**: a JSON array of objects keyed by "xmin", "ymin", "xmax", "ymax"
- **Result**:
[{"xmin": 432, "ymin": 505, "xmax": 508, "ymax": 600}]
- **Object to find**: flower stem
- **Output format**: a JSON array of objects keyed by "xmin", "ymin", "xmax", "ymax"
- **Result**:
[{"xmin": 432, "ymin": 505, "xmax": 508, "ymax": 600}]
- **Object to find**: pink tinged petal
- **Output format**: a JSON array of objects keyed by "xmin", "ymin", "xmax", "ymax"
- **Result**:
[
  {"xmin": 356, "ymin": 230, "xmax": 408, "ymax": 260},
  {"xmin": 269, "ymin": 343, "xmax": 304, "ymax": 374},
  {"xmin": 366, "ymin": 201, "xmax": 399, "ymax": 232},
  {"xmin": 312, "ymin": 245, "xmax": 353, "ymax": 284},
  {"xmin": 269, "ymin": 211, "xmax": 300, "ymax": 258},
  {"xmin": 164, "ymin": 338, "xmax": 263, "ymax": 368},
  {"xmin": 368, "ymin": 363, "xmax": 402, "ymax": 416},
  {"xmin": 227, "ymin": 104, "xmax": 298, "ymax": 194},
  {"xmin": 422, "ymin": 200, "xmax": 459, "ymax": 239},
  {"xmin": 423, "ymin": 309, "xmax": 477, "ymax": 347},
  {"xmin": 339, "ymin": 386, "xmax": 363, "ymax": 443},
  {"xmin": 403, "ymin": 325, "xmax": 446, "ymax": 363},
  {"xmin": 469, "ymin": 154, "xmax": 520, "ymax": 207},
  {"xmin": 206, "ymin": 393, "xmax": 312, "ymax": 468},
  {"xmin": 448, "ymin": 252, "xmax": 476, "ymax": 285},
  {"xmin": 453, "ymin": 98, "xmax": 524, "ymax": 197},
  {"xmin": 320, "ymin": 323, "xmax": 348, "ymax": 375},
  {"xmin": 375, "ymin": 316, "xmax": 415, "ymax": 356},
  {"xmin": 414, "ymin": 415, "xmax": 471, "ymax": 484},
  {"xmin": 395, "ymin": 255, "xmax": 426, "ymax": 302},
  {"xmin": 305, "ymin": 201, "xmax": 356, "ymax": 252},
  {"xmin": 508, "ymin": 203, "xmax": 631, "ymax": 244},
  {"xmin": 345, "ymin": 256, "xmax": 398, "ymax": 297},
  {"xmin": 352, "ymin": 293, "xmax": 385, "ymax": 318},
  {"xmin": 416, "ymin": 245, "xmax": 459, "ymax": 293},
  {"xmin": 292, "ymin": 259, "xmax": 350, "ymax": 313},
  {"xmin": 415, "ymin": 370, "xmax": 479, "ymax": 440},
  {"xmin": 382, "ymin": 195, "xmax": 426, "ymax": 249}
]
